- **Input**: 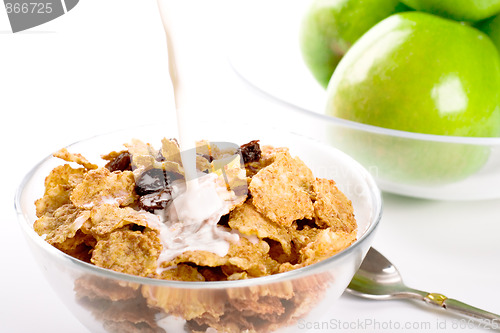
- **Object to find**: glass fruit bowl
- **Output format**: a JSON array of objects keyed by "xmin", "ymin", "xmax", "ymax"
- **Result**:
[
  {"xmin": 15, "ymin": 121, "xmax": 382, "ymax": 333},
  {"xmin": 229, "ymin": 0, "xmax": 500, "ymax": 201},
  {"xmin": 271, "ymin": 109, "xmax": 500, "ymax": 201}
]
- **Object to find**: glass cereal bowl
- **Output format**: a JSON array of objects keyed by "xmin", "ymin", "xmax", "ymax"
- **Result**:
[{"xmin": 15, "ymin": 121, "xmax": 382, "ymax": 333}]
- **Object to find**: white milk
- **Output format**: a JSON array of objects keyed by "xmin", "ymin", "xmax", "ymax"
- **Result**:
[{"xmin": 154, "ymin": 0, "xmax": 239, "ymax": 268}]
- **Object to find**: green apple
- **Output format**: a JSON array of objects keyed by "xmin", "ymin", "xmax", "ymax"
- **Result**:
[
  {"xmin": 401, "ymin": 0, "xmax": 500, "ymax": 21},
  {"xmin": 327, "ymin": 12, "xmax": 500, "ymax": 137},
  {"xmin": 299, "ymin": 0, "xmax": 410, "ymax": 88},
  {"xmin": 325, "ymin": 12, "xmax": 500, "ymax": 185},
  {"xmin": 475, "ymin": 13, "xmax": 500, "ymax": 52}
]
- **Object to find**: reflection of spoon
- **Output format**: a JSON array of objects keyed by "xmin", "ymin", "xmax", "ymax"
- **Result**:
[{"xmin": 346, "ymin": 247, "xmax": 500, "ymax": 329}]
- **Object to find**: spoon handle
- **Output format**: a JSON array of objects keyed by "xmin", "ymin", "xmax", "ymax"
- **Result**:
[
  {"xmin": 444, "ymin": 298, "xmax": 500, "ymax": 324},
  {"xmin": 423, "ymin": 293, "xmax": 500, "ymax": 329}
]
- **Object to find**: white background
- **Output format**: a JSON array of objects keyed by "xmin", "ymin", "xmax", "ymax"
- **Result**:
[{"xmin": 1, "ymin": 1, "xmax": 500, "ymax": 332}]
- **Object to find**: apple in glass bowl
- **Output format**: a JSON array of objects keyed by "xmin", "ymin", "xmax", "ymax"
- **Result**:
[
  {"xmin": 299, "ymin": 0, "xmax": 409, "ymax": 88},
  {"xmin": 325, "ymin": 11, "xmax": 500, "ymax": 186},
  {"xmin": 401, "ymin": 0, "xmax": 500, "ymax": 21}
]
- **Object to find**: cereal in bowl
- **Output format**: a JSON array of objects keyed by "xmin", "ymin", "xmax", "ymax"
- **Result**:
[{"xmin": 34, "ymin": 138, "xmax": 357, "ymax": 332}]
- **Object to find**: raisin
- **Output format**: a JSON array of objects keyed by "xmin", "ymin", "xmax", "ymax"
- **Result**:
[
  {"xmin": 135, "ymin": 168, "xmax": 169, "ymax": 195},
  {"xmin": 217, "ymin": 214, "xmax": 230, "ymax": 227},
  {"xmin": 105, "ymin": 152, "xmax": 132, "ymax": 172},
  {"xmin": 135, "ymin": 168, "xmax": 185, "ymax": 196},
  {"xmin": 138, "ymin": 189, "xmax": 172, "ymax": 212},
  {"xmin": 239, "ymin": 140, "xmax": 261, "ymax": 163},
  {"xmin": 165, "ymin": 171, "xmax": 184, "ymax": 183}
]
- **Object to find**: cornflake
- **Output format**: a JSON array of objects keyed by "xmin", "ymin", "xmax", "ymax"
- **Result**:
[
  {"xmin": 53, "ymin": 148, "xmax": 98, "ymax": 170},
  {"xmin": 91, "ymin": 229, "xmax": 161, "ymax": 278},
  {"xmin": 312, "ymin": 178, "xmax": 357, "ymax": 232},
  {"xmin": 35, "ymin": 164, "xmax": 86, "ymax": 217},
  {"xmin": 89, "ymin": 204, "xmax": 160, "ymax": 238},
  {"xmin": 228, "ymin": 202, "xmax": 292, "ymax": 256},
  {"xmin": 249, "ymin": 151, "xmax": 315, "ymax": 227},
  {"xmin": 71, "ymin": 168, "xmax": 137, "ymax": 209}
]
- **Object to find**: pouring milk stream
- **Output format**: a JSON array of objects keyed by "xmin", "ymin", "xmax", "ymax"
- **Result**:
[{"xmin": 153, "ymin": 1, "xmax": 240, "ymax": 268}]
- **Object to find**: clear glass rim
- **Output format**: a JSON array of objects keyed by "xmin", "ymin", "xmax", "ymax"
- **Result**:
[
  {"xmin": 231, "ymin": 67, "xmax": 500, "ymax": 146},
  {"xmin": 14, "ymin": 126, "xmax": 383, "ymax": 289}
]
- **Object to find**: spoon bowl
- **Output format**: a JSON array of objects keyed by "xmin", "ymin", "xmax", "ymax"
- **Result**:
[
  {"xmin": 347, "ymin": 247, "xmax": 413, "ymax": 300},
  {"xmin": 346, "ymin": 248, "xmax": 500, "ymax": 328}
]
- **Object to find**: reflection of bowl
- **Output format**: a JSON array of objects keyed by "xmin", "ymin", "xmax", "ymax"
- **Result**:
[{"xmin": 15, "ymin": 122, "xmax": 381, "ymax": 333}]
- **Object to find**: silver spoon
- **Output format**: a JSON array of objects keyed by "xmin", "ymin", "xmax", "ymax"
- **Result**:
[{"xmin": 346, "ymin": 247, "xmax": 500, "ymax": 330}]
